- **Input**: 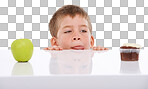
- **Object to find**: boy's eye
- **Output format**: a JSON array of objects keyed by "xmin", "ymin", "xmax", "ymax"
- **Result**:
[
  {"xmin": 81, "ymin": 30, "xmax": 87, "ymax": 33},
  {"xmin": 64, "ymin": 31, "xmax": 72, "ymax": 33}
]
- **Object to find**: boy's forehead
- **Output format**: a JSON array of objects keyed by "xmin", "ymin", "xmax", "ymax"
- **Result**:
[{"xmin": 59, "ymin": 15, "xmax": 89, "ymax": 28}]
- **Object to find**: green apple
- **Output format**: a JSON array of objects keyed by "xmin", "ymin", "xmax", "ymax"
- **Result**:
[{"xmin": 11, "ymin": 39, "xmax": 34, "ymax": 62}]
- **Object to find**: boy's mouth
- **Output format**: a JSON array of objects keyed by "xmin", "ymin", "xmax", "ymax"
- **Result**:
[{"xmin": 71, "ymin": 45, "xmax": 85, "ymax": 50}]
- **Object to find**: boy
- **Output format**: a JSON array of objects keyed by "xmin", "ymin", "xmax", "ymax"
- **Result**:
[{"xmin": 44, "ymin": 5, "xmax": 108, "ymax": 51}]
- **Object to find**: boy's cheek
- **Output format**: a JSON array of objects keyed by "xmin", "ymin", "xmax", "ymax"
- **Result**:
[{"xmin": 58, "ymin": 38, "xmax": 70, "ymax": 46}]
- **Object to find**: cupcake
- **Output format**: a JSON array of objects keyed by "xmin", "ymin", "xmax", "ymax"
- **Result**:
[{"xmin": 120, "ymin": 43, "xmax": 141, "ymax": 61}]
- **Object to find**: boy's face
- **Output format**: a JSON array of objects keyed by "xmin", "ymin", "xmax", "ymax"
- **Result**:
[{"xmin": 51, "ymin": 15, "xmax": 94, "ymax": 50}]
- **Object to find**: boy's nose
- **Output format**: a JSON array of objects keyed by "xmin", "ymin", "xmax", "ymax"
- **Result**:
[
  {"xmin": 73, "ymin": 37, "xmax": 81, "ymax": 41},
  {"xmin": 72, "ymin": 31, "xmax": 81, "ymax": 41}
]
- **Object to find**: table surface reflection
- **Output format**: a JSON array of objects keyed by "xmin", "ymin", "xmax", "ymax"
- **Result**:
[{"xmin": 0, "ymin": 49, "xmax": 148, "ymax": 76}]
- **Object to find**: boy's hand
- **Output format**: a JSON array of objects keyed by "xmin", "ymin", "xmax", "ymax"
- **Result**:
[
  {"xmin": 92, "ymin": 46, "xmax": 109, "ymax": 51},
  {"xmin": 43, "ymin": 46, "xmax": 63, "ymax": 51}
]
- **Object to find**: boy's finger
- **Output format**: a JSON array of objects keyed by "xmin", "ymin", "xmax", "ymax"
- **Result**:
[
  {"xmin": 54, "ymin": 47, "xmax": 58, "ymax": 50},
  {"xmin": 105, "ymin": 48, "xmax": 109, "ymax": 50},
  {"xmin": 98, "ymin": 46, "xmax": 105, "ymax": 50},
  {"xmin": 57, "ymin": 46, "xmax": 63, "ymax": 50},
  {"xmin": 47, "ymin": 47, "xmax": 52, "ymax": 50},
  {"xmin": 55, "ymin": 46, "xmax": 61, "ymax": 50},
  {"xmin": 92, "ymin": 46, "xmax": 109, "ymax": 51},
  {"xmin": 51, "ymin": 47, "xmax": 55, "ymax": 50},
  {"xmin": 101, "ymin": 47, "xmax": 105, "ymax": 50},
  {"xmin": 53, "ymin": 46, "xmax": 58, "ymax": 48},
  {"xmin": 97, "ymin": 46, "xmax": 102, "ymax": 50},
  {"xmin": 44, "ymin": 47, "xmax": 50, "ymax": 50},
  {"xmin": 43, "ymin": 47, "xmax": 63, "ymax": 50},
  {"xmin": 43, "ymin": 48, "xmax": 48, "ymax": 50},
  {"xmin": 93, "ymin": 47, "xmax": 97, "ymax": 50},
  {"xmin": 59, "ymin": 47, "xmax": 63, "ymax": 50},
  {"xmin": 52, "ymin": 46, "xmax": 58, "ymax": 50},
  {"xmin": 96, "ymin": 46, "xmax": 101, "ymax": 50}
]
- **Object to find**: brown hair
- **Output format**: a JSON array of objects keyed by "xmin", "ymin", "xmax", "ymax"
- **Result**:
[{"xmin": 49, "ymin": 5, "xmax": 92, "ymax": 38}]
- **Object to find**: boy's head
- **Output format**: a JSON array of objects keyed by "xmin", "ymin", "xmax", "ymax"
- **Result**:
[{"xmin": 49, "ymin": 5, "xmax": 94, "ymax": 50}]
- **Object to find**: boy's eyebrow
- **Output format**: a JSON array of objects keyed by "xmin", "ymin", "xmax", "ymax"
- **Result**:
[
  {"xmin": 62, "ymin": 25, "xmax": 73, "ymax": 29},
  {"xmin": 62, "ymin": 25, "xmax": 88, "ymax": 29},
  {"xmin": 79, "ymin": 25, "xmax": 88, "ymax": 27}
]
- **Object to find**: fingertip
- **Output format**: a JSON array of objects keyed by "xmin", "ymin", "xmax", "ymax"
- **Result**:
[
  {"xmin": 105, "ymin": 48, "xmax": 109, "ymax": 50},
  {"xmin": 106, "ymin": 48, "xmax": 109, "ymax": 50},
  {"xmin": 97, "ymin": 47, "xmax": 101, "ymax": 50},
  {"xmin": 51, "ymin": 47, "xmax": 54, "ymax": 50},
  {"xmin": 93, "ymin": 47, "xmax": 97, "ymax": 50},
  {"xmin": 102, "ymin": 47, "xmax": 105, "ymax": 50},
  {"xmin": 100, "ymin": 48, "xmax": 103, "ymax": 50},
  {"xmin": 45, "ymin": 48, "xmax": 49, "ymax": 50},
  {"xmin": 55, "ymin": 48, "xmax": 59, "ymax": 50}
]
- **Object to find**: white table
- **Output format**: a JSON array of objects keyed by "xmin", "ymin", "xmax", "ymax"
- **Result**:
[{"xmin": 0, "ymin": 49, "xmax": 148, "ymax": 89}]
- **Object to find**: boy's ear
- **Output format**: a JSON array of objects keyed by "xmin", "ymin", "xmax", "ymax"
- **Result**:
[
  {"xmin": 50, "ymin": 37, "xmax": 58, "ymax": 46},
  {"xmin": 90, "ymin": 35, "xmax": 94, "ymax": 48}
]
